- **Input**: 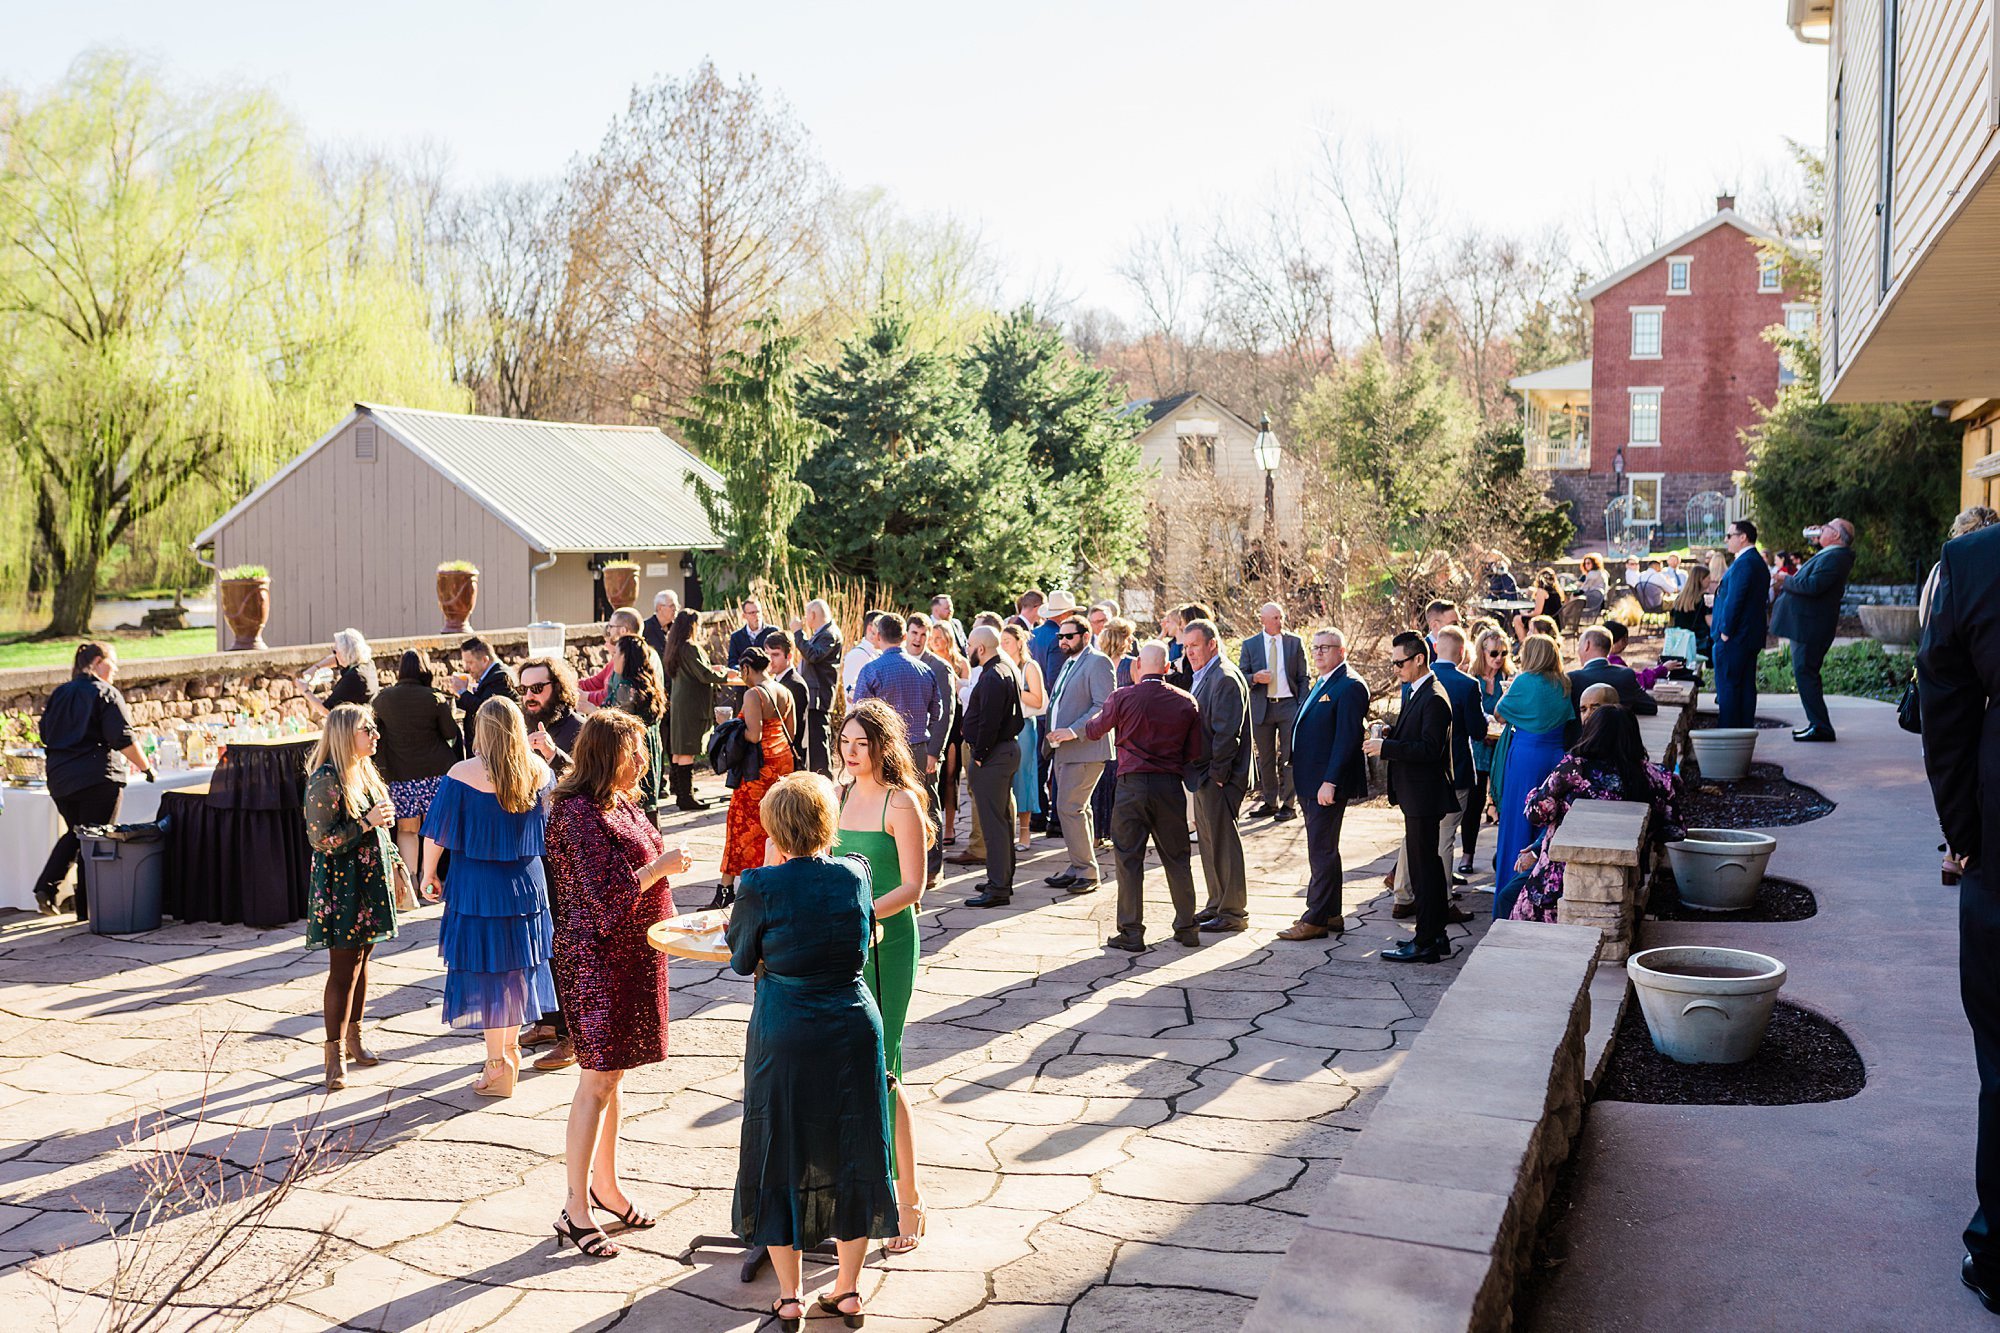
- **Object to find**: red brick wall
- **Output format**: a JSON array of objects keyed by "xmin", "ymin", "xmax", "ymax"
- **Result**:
[{"xmin": 1589, "ymin": 222, "xmax": 1798, "ymax": 483}]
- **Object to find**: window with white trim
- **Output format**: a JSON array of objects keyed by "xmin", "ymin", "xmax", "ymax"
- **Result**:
[
  {"xmin": 1630, "ymin": 307, "xmax": 1663, "ymax": 358},
  {"xmin": 1758, "ymin": 254, "xmax": 1783, "ymax": 292},
  {"xmin": 1627, "ymin": 474, "xmax": 1664, "ymax": 525},
  {"xmin": 1778, "ymin": 303, "xmax": 1816, "ymax": 386},
  {"xmin": 1666, "ymin": 257, "xmax": 1691, "ymax": 294},
  {"xmin": 1628, "ymin": 389, "xmax": 1662, "ymax": 445}
]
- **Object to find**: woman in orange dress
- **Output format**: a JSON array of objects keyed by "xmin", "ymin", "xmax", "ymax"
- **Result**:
[{"xmin": 718, "ymin": 646, "xmax": 797, "ymax": 902}]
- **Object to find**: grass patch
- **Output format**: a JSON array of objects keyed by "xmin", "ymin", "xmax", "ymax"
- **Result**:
[
  {"xmin": 0, "ymin": 628, "xmax": 217, "ymax": 672},
  {"xmin": 1756, "ymin": 639, "xmax": 1907, "ymax": 703}
]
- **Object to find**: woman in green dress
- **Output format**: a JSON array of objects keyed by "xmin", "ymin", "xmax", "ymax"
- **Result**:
[
  {"xmin": 303, "ymin": 703, "xmax": 401, "ymax": 1092},
  {"xmin": 832, "ymin": 698, "xmax": 931, "ymax": 1256},
  {"xmin": 603, "ymin": 636, "xmax": 667, "ymax": 821},
  {"xmin": 663, "ymin": 608, "xmax": 729, "ymax": 811}
]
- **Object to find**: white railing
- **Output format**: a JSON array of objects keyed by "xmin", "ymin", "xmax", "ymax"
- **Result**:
[{"xmin": 1525, "ymin": 436, "xmax": 1591, "ymax": 471}]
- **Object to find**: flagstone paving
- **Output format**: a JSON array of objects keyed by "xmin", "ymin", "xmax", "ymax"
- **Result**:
[{"xmin": 0, "ymin": 783, "xmax": 1492, "ymax": 1331}]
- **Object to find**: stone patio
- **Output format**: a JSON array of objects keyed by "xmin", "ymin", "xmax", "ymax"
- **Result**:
[{"xmin": 0, "ymin": 780, "xmax": 1493, "ymax": 1331}]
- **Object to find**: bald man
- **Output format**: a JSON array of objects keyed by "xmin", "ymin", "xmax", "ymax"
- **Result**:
[{"xmin": 1771, "ymin": 517, "xmax": 1857, "ymax": 742}]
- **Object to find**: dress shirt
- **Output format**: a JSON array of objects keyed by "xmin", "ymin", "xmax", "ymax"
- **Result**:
[
  {"xmin": 1190, "ymin": 656, "xmax": 1220, "ymax": 698},
  {"xmin": 841, "ymin": 643, "xmax": 879, "ymax": 700},
  {"xmin": 1263, "ymin": 633, "xmax": 1293, "ymax": 699},
  {"xmin": 1083, "ymin": 677, "xmax": 1204, "ymax": 777},
  {"xmin": 853, "ymin": 647, "xmax": 944, "ymax": 751}
]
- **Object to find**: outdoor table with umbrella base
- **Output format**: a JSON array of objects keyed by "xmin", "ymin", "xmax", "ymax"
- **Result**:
[
  {"xmin": 162, "ymin": 736, "xmax": 317, "ymax": 927},
  {"xmin": 648, "ymin": 915, "xmax": 844, "ymax": 1282}
]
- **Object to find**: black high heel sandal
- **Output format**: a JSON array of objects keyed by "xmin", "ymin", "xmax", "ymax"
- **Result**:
[
  {"xmin": 552, "ymin": 1209, "xmax": 618, "ymax": 1257},
  {"xmin": 817, "ymin": 1292, "xmax": 865, "ymax": 1328},
  {"xmin": 589, "ymin": 1187, "xmax": 656, "ymax": 1229},
  {"xmin": 770, "ymin": 1296, "xmax": 804, "ymax": 1332},
  {"xmin": 702, "ymin": 882, "xmax": 736, "ymax": 912}
]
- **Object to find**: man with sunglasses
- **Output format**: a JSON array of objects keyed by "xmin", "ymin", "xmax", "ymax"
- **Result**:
[
  {"xmin": 518, "ymin": 655, "xmax": 585, "ymax": 1070},
  {"xmin": 1365, "ymin": 632, "xmax": 1456, "ymax": 964},
  {"xmin": 1044, "ymin": 615, "xmax": 1117, "ymax": 893},
  {"xmin": 1711, "ymin": 518, "xmax": 1770, "ymax": 728}
]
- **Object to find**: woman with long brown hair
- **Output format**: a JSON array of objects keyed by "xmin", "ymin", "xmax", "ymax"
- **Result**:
[
  {"xmin": 832, "ymin": 698, "xmax": 933, "ymax": 1255},
  {"xmin": 304, "ymin": 704, "xmax": 400, "ymax": 1091},
  {"xmin": 605, "ymin": 635, "xmax": 667, "ymax": 821},
  {"xmin": 546, "ymin": 711, "xmax": 691, "ymax": 1258},
  {"xmin": 665, "ymin": 608, "xmax": 729, "ymax": 811},
  {"xmin": 420, "ymin": 697, "xmax": 557, "ymax": 1098}
]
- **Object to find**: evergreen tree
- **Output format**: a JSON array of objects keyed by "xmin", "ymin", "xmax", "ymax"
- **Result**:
[
  {"xmin": 965, "ymin": 307, "xmax": 1149, "ymax": 580},
  {"xmin": 793, "ymin": 310, "xmax": 1061, "ymax": 609},
  {"xmin": 1294, "ymin": 340, "xmax": 1473, "ymax": 533},
  {"xmin": 676, "ymin": 313, "xmax": 826, "ymax": 600}
]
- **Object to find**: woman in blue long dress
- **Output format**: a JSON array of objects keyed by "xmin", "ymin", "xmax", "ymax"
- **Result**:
[
  {"xmin": 730, "ymin": 772, "xmax": 897, "ymax": 1330},
  {"xmin": 420, "ymin": 696, "xmax": 557, "ymax": 1098},
  {"xmin": 1487, "ymin": 634, "xmax": 1572, "ymax": 917}
]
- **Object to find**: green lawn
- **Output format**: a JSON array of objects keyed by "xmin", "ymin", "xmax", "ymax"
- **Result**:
[{"xmin": 0, "ymin": 627, "xmax": 216, "ymax": 671}]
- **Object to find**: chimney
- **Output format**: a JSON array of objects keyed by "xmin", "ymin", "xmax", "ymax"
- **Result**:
[{"xmin": 1716, "ymin": 193, "xmax": 1737, "ymax": 213}]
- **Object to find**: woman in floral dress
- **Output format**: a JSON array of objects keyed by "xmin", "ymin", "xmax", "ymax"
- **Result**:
[
  {"xmin": 304, "ymin": 703, "xmax": 401, "ymax": 1092},
  {"xmin": 1508, "ymin": 706, "xmax": 1683, "ymax": 924}
]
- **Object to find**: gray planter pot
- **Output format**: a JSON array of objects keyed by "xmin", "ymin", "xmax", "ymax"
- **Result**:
[
  {"xmin": 1857, "ymin": 603, "xmax": 1920, "ymax": 647},
  {"xmin": 1630, "ymin": 945, "xmax": 1787, "ymax": 1064},
  {"xmin": 1691, "ymin": 727, "xmax": 1759, "ymax": 782},
  {"xmin": 1666, "ymin": 828, "xmax": 1779, "ymax": 912}
]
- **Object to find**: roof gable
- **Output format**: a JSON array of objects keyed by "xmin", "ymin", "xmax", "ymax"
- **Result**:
[
  {"xmin": 1121, "ymin": 390, "xmax": 1259, "ymax": 437},
  {"xmin": 1577, "ymin": 210, "xmax": 1785, "ymax": 302}
]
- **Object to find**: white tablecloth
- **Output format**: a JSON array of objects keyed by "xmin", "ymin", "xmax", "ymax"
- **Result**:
[{"xmin": 0, "ymin": 768, "xmax": 215, "ymax": 911}]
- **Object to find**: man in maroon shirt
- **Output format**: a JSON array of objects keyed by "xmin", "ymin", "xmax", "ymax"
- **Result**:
[{"xmin": 1069, "ymin": 641, "xmax": 1205, "ymax": 951}]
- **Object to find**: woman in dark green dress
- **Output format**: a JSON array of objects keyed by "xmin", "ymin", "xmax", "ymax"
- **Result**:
[
  {"xmin": 729, "ymin": 772, "xmax": 896, "ymax": 1330},
  {"xmin": 664, "ymin": 608, "xmax": 729, "ymax": 811},
  {"xmin": 303, "ymin": 704, "xmax": 401, "ymax": 1092},
  {"xmin": 831, "ymin": 699, "xmax": 931, "ymax": 1257},
  {"xmin": 603, "ymin": 636, "xmax": 667, "ymax": 821}
]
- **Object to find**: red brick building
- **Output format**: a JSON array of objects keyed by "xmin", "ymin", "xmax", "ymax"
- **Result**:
[{"xmin": 1513, "ymin": 198, "xmax": 1812, "ymax": 541}]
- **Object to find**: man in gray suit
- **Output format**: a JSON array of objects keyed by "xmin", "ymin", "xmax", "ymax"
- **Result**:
[
  {"xmin": 1043, "ymin": 615, "xmax": 1117, "ymax": 891},
  {"xmin": 1184, "ymin": 618, "xmax": 1255, "ymax": 931},
  {"xmin": 1238, "ymin": 602, "xmax": 1309, "ymax": 821}
]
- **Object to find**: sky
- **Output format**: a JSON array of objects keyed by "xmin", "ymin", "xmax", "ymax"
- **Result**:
[{"xmin": 4, "ymin": 0, "xmax": 1833, "ymax": 318}]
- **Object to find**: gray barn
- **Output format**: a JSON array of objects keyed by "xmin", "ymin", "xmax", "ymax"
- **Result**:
[{"xmin": 195, "ymin": 403, "xmax": 725, "ymax": 649}]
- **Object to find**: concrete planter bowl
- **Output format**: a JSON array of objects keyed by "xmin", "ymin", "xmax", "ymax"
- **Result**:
[
  {"xmin": 1857, "ymin": 602, "xmax": 1920, "ymax": 647},
  {"xmin": 1666, "ymin": 828, "xmax": 1779, "ymax": 912},
  {"xmin": 1691, "ymin": 727, "xmax": 1759, "ymax": 781},
  {"xmin": 1630, "ymin": 945, "xmax": 1788, "ymax": 1064}
]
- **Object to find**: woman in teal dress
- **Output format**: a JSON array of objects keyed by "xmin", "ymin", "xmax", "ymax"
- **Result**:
[
  {"xmin": 303, "ymin": 704, "xmax": 401, "ymax": 1092},
  {"xmin": 604, "ymin": 636, "xmax": 667, "ymax": 821},
  {"xmin": 1489, "ymin": 633, "xmax": 1573, "ymax": 918},
  {"xmin": 831, "ymin": 699, "xmax": 931, "ymax": 1256},
  {"xmin": 729, "ymin": 772, "xmax": 898, "ymax": 1330}
]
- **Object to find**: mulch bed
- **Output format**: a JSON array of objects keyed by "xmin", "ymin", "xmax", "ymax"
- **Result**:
[
  {"xmin": 1678, "ymin": 762, "xmax": 1835, "ymax": 827},
  {"xmin": 1596, "ymin": 999, "xmax": 1864, "ymax": 1106},
  {"xmin": 1692, "ymin": 712, "xmax": 1790, "ymax": 731},
  {"xmin": 1646, "ymin": 869, "xmax": 1818, "ymax": 922}
]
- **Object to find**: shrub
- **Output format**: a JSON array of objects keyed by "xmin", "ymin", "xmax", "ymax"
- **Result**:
[
  {"xmin": 217, "ymin": 564, "xmax": 268, "ymax": 580},
  {"xmin": 1756, "ymin": 639, "xmax": 1907, "ymax": 703},
  {"xmin": 436, "ymin": 560, "xmax": 479, "ymax": 573}
]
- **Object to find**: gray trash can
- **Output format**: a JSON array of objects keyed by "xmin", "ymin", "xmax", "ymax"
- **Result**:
[{"xmin": 78, "ymin": 819, "xmax": 168, "ymax": 935}]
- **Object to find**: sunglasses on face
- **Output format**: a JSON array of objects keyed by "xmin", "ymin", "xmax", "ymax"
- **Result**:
[
  {"xmin": 1391, "ymin": 654, "xmax": 1421, "ymax": 668},
  {"xmin": 359, "ymin": 723, "xmax": 380, "ymax": 735},
  {"xmin": 1059, "ymin": 631, "xmax": 1085, "ymax": 641},
  {"xmin": 1486, "ymin": 649, "xmax": 1506, "ymax": 658},
  {"xmin": 522, "ymin": 682, "xmax": 552, "ymax": 695}
]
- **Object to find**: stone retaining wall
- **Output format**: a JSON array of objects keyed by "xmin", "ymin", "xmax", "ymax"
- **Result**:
[
  {"xmin": 1245, "ymin": 920, "xmax": 1603, "ymax": 1332},
  {"xmin": 1841, "ymin": 582, "xmax": 1919, "ymax": 616}
]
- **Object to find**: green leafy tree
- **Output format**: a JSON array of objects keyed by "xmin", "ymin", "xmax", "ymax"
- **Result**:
[
  {"xmin": 793, "ymin": 309, "xmax": 1060, "ymax": 610},
  {"xmin": 677, "ymin": 313, "xmax": 827, "ymax": 601},
  {"xmin": 0, "ymin": 53, "xmax": 462, "ymax": 633},
  {"xmin": 965, "ymin": 307, "xmax": 1149, "ymax": 580},
  {"xmin": 1473, "ymin": 421, "xmax": 1576, "ymax": 561}
]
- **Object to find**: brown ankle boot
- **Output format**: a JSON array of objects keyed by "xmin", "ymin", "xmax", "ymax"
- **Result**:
[
  {"xmin": 344, "ymin": 1023, "xmax": 379, "ymax": 1067},
  {"xmin": 323, "ymin": 1040, "xmax": 346, "ymax": 1091}
]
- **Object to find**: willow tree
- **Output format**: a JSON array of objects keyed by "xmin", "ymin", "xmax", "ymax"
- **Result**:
[{"xmin": 0, "ymin": 52, "xmax": 463, "ymax": 634}]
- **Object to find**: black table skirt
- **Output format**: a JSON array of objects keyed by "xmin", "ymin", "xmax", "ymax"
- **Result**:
[
  {"xmin": 161, "ymin": 743, "xmax": 315, "ymax": 928},
  {"xmin": 207, "ymin": 738, "xmax": 316, "ymax": 811}
]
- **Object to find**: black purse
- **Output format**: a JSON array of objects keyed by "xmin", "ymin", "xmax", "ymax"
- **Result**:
[{"xmin": 1898, "ymin": 670, "xmax": 1922, "ymax": 734}]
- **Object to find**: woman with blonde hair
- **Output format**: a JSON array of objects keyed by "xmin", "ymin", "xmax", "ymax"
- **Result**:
[
  {"xmin": 1527, "ymin": 614, "xmax": 1567, "ymax": 668},
  {"xmin": 304, "ymin": 704, "xmax": 401, "ymax": 1091},
  {"xmin": 1460, "ymin": 627, "xmax": 1514, "ymax": 875},
  {"xmin": 999, "ymin": 623, "xmax": 1047, "ymax": 852},
  {"xmin": 832, "ymin": 699, "xmax": 933, "ymax": 1256},
  {"xmin": 1670, "ymin": 564, "xmax": 1714, "ymax": 660},
  {"xmin": 420, "ymin": 696, "xmax": 557, "ymax": 1097},
  {"xmin": 1487, "ymin": 634, "xmax": 1572, "ymax": 907}
]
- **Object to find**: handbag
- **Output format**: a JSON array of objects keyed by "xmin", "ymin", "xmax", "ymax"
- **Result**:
[{"xmin": 1898, "ymin": 670, "xmax": 1922, "ymax": 734}]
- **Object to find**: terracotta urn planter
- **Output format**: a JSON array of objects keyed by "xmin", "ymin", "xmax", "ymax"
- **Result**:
[
  {"xmin": 219, "ymin": 577, "xmax": 270, "ymax": 651},
  {"xmin": 601, "ymin": 563, "xmax": 640, "ymax": 612},
  {"xmin": 437, "ymin": 566, "xmax": 479, "ymax": 633}
]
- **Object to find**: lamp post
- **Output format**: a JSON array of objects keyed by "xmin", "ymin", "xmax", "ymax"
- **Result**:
[{"xmin": 1253, "ymin": 412, "xmax": 1281, "ymax": 591}]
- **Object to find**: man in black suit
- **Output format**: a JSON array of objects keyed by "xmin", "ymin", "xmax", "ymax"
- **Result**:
[
  {"xmin": 1165, "ymin": 602, "xmax": 1211, "ymax": 692},
  {"xmin": 1566, "ymin": 626, "xmax": 1656, "ymax": 741},
  {"xmin": 452, "ymin": 637, "xmax": 517, "ymax": 718},
  {"xmin": 1279, "ymin": 628, "xmax": 1369, "ymax": 941},
  {"xmin": 1917, "ymin": 522, "xmax": 2000, "ymax": 1315},
  {"xmin": 1772, "ymin": 517, "xmax": 1858, "ymax": 742},
  {"xmin": 1365, "ymin": 631, "xmax": 1456, "ymax": 964},
  {"xmin": 790, "ymin": 598, "xmax": 843, "ymax": 775},
  {"xmin": 762, "ymin": 630, "xmax": 811, "ymax": 768},
  {"xmin": 726, "ymin": 596, "xmax": 769, "ymax": 671},
  {"xmin": 643, "ymin": 589, "xmax": 679, "ymax": 664},
  {"xmin": 1239, "ymin": 602, "xmax": 1310, "ymax": 820},
  {"xmin": 962, "ymin": 626, "xmax": 1025, "ymax": 907}
]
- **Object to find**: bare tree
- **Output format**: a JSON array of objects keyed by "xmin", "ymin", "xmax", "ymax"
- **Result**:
[
  {"xmin": 1311, "ymin": 131, "xmax": 1441, "ymax": 362},
  {"xmin": 1115, "ymin": 216, "xmax": 1213, "ymax": 396},
  {"xmin": 1204, "ymin": 185, "xmax": 1342, "ymax": 422},
  {"xmin": 1577, "ymin": 178, "xmax": 1675, "ymax": 279}
]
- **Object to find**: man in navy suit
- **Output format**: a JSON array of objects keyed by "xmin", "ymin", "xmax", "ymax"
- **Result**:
[
  {"xmin": 1279, "ymin": 628, "xmax": 1370, "ymax": 941},
  {"xmin": 725, "ymin": 596, "xmax": 768, "ymax": 670},
  {"xmin": 1711, "ymin": 519, "xmax": 1771, "ymax": 728},
  {"xmin": 1238, "ymin": 602, "xmax": 1310, "ymax": 820},
  {"xmin": 1566, "ymin": 625, "xmax": 1658, "ymax": 742}
]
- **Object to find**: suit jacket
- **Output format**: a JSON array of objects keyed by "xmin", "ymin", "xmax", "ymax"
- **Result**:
[
  {"xmin": 793, "ymin": 623, "xmax": 843, "ymax": 709},
  {"xmin": 1379, "ymin": 674, "xmax": 1454, "ymax": 819},
  {"xmin": 457, "ymin": 662, "xmax": 517, "ymax": 718},
  {"xmin": 916, "ymin": 649, "xmax": 958, "ymax": 761},
  {"xmin": 1918, "ymin": 525, "xmax": 2000, "ymax": 863},
  {"xmin": 1237, "ymin": 631, "xmax": 1310, "ymax": 726},
  {"xmin": 963, "ymin": 659, "xmax": 1025, "ymax": 763},
  {"xmin": 1290, "ymin": 663, "xmax": 1369, "ymax": 798},
  {"xmin": 727, "ymin": 625, "xmax": 770, "ymax": 670},
  {"xmin": 1711, "ymin": 549, "xmax": 1771, "ymax": 658},
  {"xmin": 1769, "ymin": 543, "xmax": 1856, "ymax": 649},
  {"xmin": 772, "ymin": 667, "xmax": 810, "ymax": 764},
  {"xmin": 1431, "ymin": 661, "xmax": 1485, "ymax": 790},
  {"xmin": 1045, "ymin": 646, "xmax": 1117, "ymax": 766},
  {"xmin": 1565, "ymin": 658, "xmax": 1659, "ymax": 738},
  {"xmin": 1186, "ymin": 658, "xmax": 1253, "ymax": 790}
]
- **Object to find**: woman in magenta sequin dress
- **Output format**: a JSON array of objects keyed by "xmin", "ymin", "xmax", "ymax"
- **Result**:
[{"xmin": 545, "ymin": 711, "xmax": 693, "ymax": 1257}]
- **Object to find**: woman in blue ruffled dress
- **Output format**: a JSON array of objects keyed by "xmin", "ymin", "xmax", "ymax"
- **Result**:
[{"xmin": 419, "ymin": 696, "xmax": 557, "ymax": 1098}]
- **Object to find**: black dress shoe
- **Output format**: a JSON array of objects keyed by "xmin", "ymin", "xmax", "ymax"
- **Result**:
[
  {"xmin": 1065, "ymin": 880, "xmax": 1099, "ymax": 895},
  {"xmin": 1792, "ymin": 726, "xmax": 1837, "ymax": 743},
  {"xmin": 1193, "ymin": 908, "xmax": 1220, "ymax": 925},
  {"xmin": 1199, "ymin": 916, "xmax": 1248, "ymax": 933},
  {"xmin": 965, "ymin": 889, "xmax": 1013, "ymax": 908},
  {"xmin": 1450, "ymin": 872, "xmax": 1468, "ymax": 886},
  {"xmin": 1246, "ymin": 804, "xmax": 1276, "ymax": 819},
  {"xmin": 1106, "ymin": 932, "xmax": 1147, "ymax": 952},
  {"xmin": 1173, "ymin": 927, "xmax": 1203, "ymax": 947},
  {"xmin": 1271, "ymin": 806, "xmax": 1295, "ymax": 823},
  {"xmin": 1966, "ymin": 1254, "xmax": 2000, "ymax": 1314},
  {"xmin": 1446, "ymin": 906, "xmax": 1476, "ymax": 925},
  {"xmin": 1045, "ymin": 871, "xmax": 1082, "ymax": 888},
  {"xmin": 1382, "ymin": 939, "xmax": 1448, "ymax": 964}
]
